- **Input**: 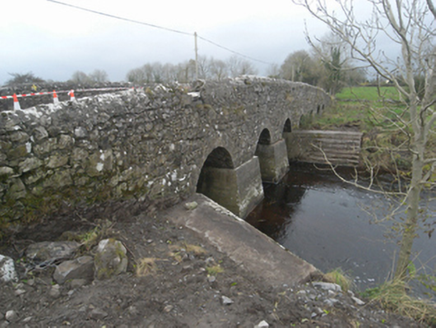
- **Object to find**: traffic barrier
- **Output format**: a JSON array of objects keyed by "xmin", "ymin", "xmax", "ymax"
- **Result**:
[
  {"xmin": 53, "ymin": 90, "xmax": 60, "ymax": 105},
  {"xmin": 68, "ymin": 89, "xmax": 76, "ymax": 101},
  {"xmin": 0, "ymin": 87, "xmax": 131, "ymax": 100},
  {"xmin": 0, "ymin": 87, "xmax": 132, "ymax": 110},
  {"xmin": 13, "ymin": 93, "xmax": 21, "ymax": 110}
]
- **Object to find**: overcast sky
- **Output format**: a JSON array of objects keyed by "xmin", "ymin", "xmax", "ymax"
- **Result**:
[{"xmin": 0, "ymin": 0, "xmax": 341, "ymax": 85}]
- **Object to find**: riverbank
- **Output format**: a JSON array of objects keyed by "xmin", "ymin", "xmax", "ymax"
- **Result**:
[{"xmin": 0, "ymin": 196, "xmax": 427, "ymax": 327}]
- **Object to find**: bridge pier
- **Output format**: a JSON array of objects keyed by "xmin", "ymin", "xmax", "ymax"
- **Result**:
[
  {"xmin": 255, "ymin": 139, "xmax": 290, "ymax": 183},
  {"xmin": 283, "ymin": 132, "xmax": 294, "ymax": 160},
  {"xmin": 196, "ymin": 157, "xmax": 264, "ymax": 218}
]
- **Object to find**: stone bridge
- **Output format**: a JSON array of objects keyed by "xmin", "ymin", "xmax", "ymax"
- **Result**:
[{"xmin": 0, "ymin": 77, "xmax": 330, "ymax": 229}]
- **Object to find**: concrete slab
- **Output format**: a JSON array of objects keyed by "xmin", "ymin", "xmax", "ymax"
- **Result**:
[{"xmin": 164, "ymin": 194, "xmax": 320, "ymax": 287}]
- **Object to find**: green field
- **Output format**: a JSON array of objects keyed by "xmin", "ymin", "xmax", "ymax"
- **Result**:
[
  {"xmin": 300, "ymin": 85, "xmax": 415, "ymax": 171},
  {"xmin": 302, "ymin": 86, "xmax": 406, "ymax": 133},
  {"xmin": 335, "ymin": 86, "xmax": 401, "ymax": 101}
]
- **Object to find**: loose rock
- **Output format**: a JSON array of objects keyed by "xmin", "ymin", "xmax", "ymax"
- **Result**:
[
  {"xmin": 25, "ymin": 241, "xmax": 80, "ymax": 262},
  {"xmin": 184, "ymin": 201, "xmax": 198, "ymax": 210},
  {"xmin": 49, "ymin": 284, "xmax": 61, "ymax": 298},
  {"xmin": 69, "ymin": 279, "xmax": 89, "ymax": 289},
  {"xmin": 312, "ymin": 282, "xmax": 342, "ymax": 292},
  {"xmin": 0, "ymin": 255, "xmax": 18, "ymax": 283},
  {"xmin": 53, "ymin": 256, "xmax": 94, "ymax": 284},
  {"xmin": 94, "ymin": 239, "xmax": 128, "ymax": 280},
  {"xmin": 221, "ymin": 296, "xmax": 233, "ymax": 305},
  {"xmin": 255, "ymin": 320, "xmax": 269, "ymax": 328},
  {"xmin": 88, "ymin": 308, "xmax": 108, "ymax": 321},
  {"xmin": 5, "ymin": 310, "xmax": 18, "ymax": 323},
  {"xmin": 352, "ymin": 296, "xmax": 365, "ymax": 305}
]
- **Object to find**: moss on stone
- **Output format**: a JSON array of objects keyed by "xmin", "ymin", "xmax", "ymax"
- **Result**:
[{"xmin": 8, "ymin": 145, "xmax": 28, "ymax": 160}]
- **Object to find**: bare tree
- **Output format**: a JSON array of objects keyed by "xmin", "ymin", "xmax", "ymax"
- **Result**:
[
  {"xmin": 162, "ymin": 63, "xmax": 177, "ymax": 83},
  {"xmin": 210, "ymin": 59, "xmax": 228, "ymax": 81},
  {"xmin": 70, "ymin": 71, "xmax": 90, "ymax": 84},
  {"xmin": 266, "ymin": 64, "xmax": 280, "ymax": 78},
  {"xmin": 293, "ymin": 0, "xmax": 436, "ymax": 280},
  {"xmin": 6, "ymin": 72, "xmax": 44, "ymax": 86},
  {"xmin": 226, "ymin": 56, "xmax": 258, "ymax": 77},
  {"xmin": 280, "ymin": 50, "xmax": 317, "ymax": 83},
  {"xmin": 197, "ymin": 56, "xmax": 213, "ymax": 80},
  {"xmin": 126, "ymin": 67, "xmax": 146, "ymax": 84},
  {"xmin": 174, "ymin": 60, "xmax": 196, "ymax": 83},
  {"xmin": 89, "ymin": 69, "xmax": 109, "ymax": 83}
]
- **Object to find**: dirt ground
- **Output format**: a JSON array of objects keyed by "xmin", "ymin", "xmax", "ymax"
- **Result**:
[{"xmin": 0, "ymin": 200, "xmax": 429, "ymax": 328}]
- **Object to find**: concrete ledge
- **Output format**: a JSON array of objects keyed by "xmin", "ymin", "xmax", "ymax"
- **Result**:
[
  {"xmin": 285, "ymin": 130, "xmax": 363, "ymax": 167},
  {"xmin": 164, "ymin": 194, "xmax": 320, "ymax": 287}
]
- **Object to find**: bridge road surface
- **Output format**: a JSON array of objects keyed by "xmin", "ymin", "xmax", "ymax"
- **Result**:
[{"xmin": 164, "ymin": 194, "xmax": 320, "ymax": 287}]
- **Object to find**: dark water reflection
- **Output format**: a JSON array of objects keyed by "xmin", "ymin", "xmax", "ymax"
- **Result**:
[{"xmin": 246, "ymin": 164, "xmax": 436, "ymax": 298}]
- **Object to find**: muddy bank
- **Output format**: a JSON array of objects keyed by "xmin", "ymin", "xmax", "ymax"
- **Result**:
[{"xmin": 0, "ymin": 196, "xmax": 426, "ymax": 327}]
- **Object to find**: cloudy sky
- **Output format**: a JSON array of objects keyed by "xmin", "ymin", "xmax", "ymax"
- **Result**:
[{"xmin": 0, "ymin": 0, "xmax": 339, "ymax": 85}]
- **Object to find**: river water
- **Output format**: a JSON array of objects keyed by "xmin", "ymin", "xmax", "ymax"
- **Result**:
[{"xmin": 246, "ymin": 164, "xmax": 436, "ymax": 298}]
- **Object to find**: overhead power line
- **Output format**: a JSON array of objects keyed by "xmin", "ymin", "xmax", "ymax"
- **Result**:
[
  {"xmin": 197, "ymin": 35, "xmax": 273, "ymax": 65},
  {"xmin": 47, "ymin": 0, "xmax": 191, "ymax": 36},
  {"xmin": 47, "ymin": 0, "xmax": 273, "ymax": 66}
]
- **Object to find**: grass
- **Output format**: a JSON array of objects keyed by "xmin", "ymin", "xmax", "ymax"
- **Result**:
[
  {"xmin": 206, "ymin": 264, "xmax": 224, "ymax": 276},
  {"xmin": 302, "ymin": 85, "xmax": 436, "ymax": 173},
  {"xmin": 303, "ymin": 101, "xmax": 372, "ymax": 131},
  {"xmin": 77, "ymin": 228, "xmax": 100, "ymax": 251},
  {"xmin": 360, "ymin": 279, "xmax": 436, "ymax": 326},
  {"xmin": 184, "ymin": 244, "xmax": 207, "ymax": 255},
  {"xmin": 136, "ymin": 257, "xmax": 158, "ymax": 276},
  {"xmin": 168, "ymin": 243, "xmax": 207, "ymax": 263},
  {"xmin": 63, "ymin": 219, "xmax": 115, "ymax": 252},
  {"xmin": 335, "ymin": 86, "xmax": 401, "ymax": 102},
  {"xmin": 324, "ymin": 268, "xmax": 352, "ymax": 293}
]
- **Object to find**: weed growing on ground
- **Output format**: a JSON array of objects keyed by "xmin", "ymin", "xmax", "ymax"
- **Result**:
[
  {"xmin": 183, "ymin": 243, "xmax": 207, "ymax": 255},
  {"xmin": 168, "ymin": 243, "xmax": 207, "ymax": 263},
  {"xmin": 206, "ymin": 264, "xmax": 224, "ymax": 276},
  {"xmin": 361, "ymin": 279, "xmax": 436, "ymax": 326},
  {"xmin": 324, "ymin": 268, "xmax": 352, "ymax": 292},
  {"xmin": 75, "ymin": 220, "xmax": 115, "ymax": 252},
  {"xmin": 136, "ymin": 258, "xmax": 158, "ymax": 277}
]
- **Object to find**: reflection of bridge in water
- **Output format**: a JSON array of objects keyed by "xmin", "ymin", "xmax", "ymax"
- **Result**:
[{"xmin": 246, "ymin": 174, "xmax": 307, "ymax": 240}]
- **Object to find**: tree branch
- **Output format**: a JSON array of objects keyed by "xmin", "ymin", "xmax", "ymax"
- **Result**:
[{"xmin": 427, "ymin": 0, "xmax": 436, "ymax": 18}]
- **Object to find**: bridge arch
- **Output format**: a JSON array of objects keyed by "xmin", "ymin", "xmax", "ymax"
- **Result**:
[
  {"xmin": 283, "ymin": 118, "xmax": 292, "ymax": 133},
  {"xmin": 258, "ymin": 128, "xmax": 271, "ymax": 145},
  {"xmin": 196, "ymin": 146, "xmax": 264, "ymax": 218}
]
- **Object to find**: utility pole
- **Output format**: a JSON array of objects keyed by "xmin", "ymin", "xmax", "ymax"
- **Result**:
[{"xmin": 194, "ymin": 32, "xmax": 199, "ymax": 81}]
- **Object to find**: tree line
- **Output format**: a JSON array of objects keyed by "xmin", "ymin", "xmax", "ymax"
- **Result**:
[
  {"xmin": 5, "ymin": 45, "xmax": 366, "ymax": 95},
  {"xmin": 125, "ymin": 55, "xmax": 258, "ymax": 84}
]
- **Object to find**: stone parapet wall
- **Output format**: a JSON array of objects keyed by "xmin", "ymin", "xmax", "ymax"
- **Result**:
[{"xmin": 0, "ymin": 77, "xmax": 330, "ymax": 230}]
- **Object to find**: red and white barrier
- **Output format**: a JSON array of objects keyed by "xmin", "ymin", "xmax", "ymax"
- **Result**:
[
  {"xmin": 0, "ymin": 87, "xmax": 131, "ymax": 110},
  {"xmin": 13, "ymin": 94, "xmax": 21, "ymax": 110},
  {"xmin": 68, "ymin": 90, "xmax": 76, "ymax": 101},
  {"xmin": 53, "ymin": 90, "xmax": 60, "ymax": 105}
]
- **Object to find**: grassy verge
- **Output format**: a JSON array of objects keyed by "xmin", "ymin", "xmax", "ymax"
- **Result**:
[
  {"xmin": 360, "ymin": 279, "xmax": 436, "ymax": 326},
  {"xmin": 302, "ymin": 86, "xmax": 436, "ymax": 174},
  {"xmin": 335, "ymin": 86, "xmax": 401, "ymax": 102}
]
